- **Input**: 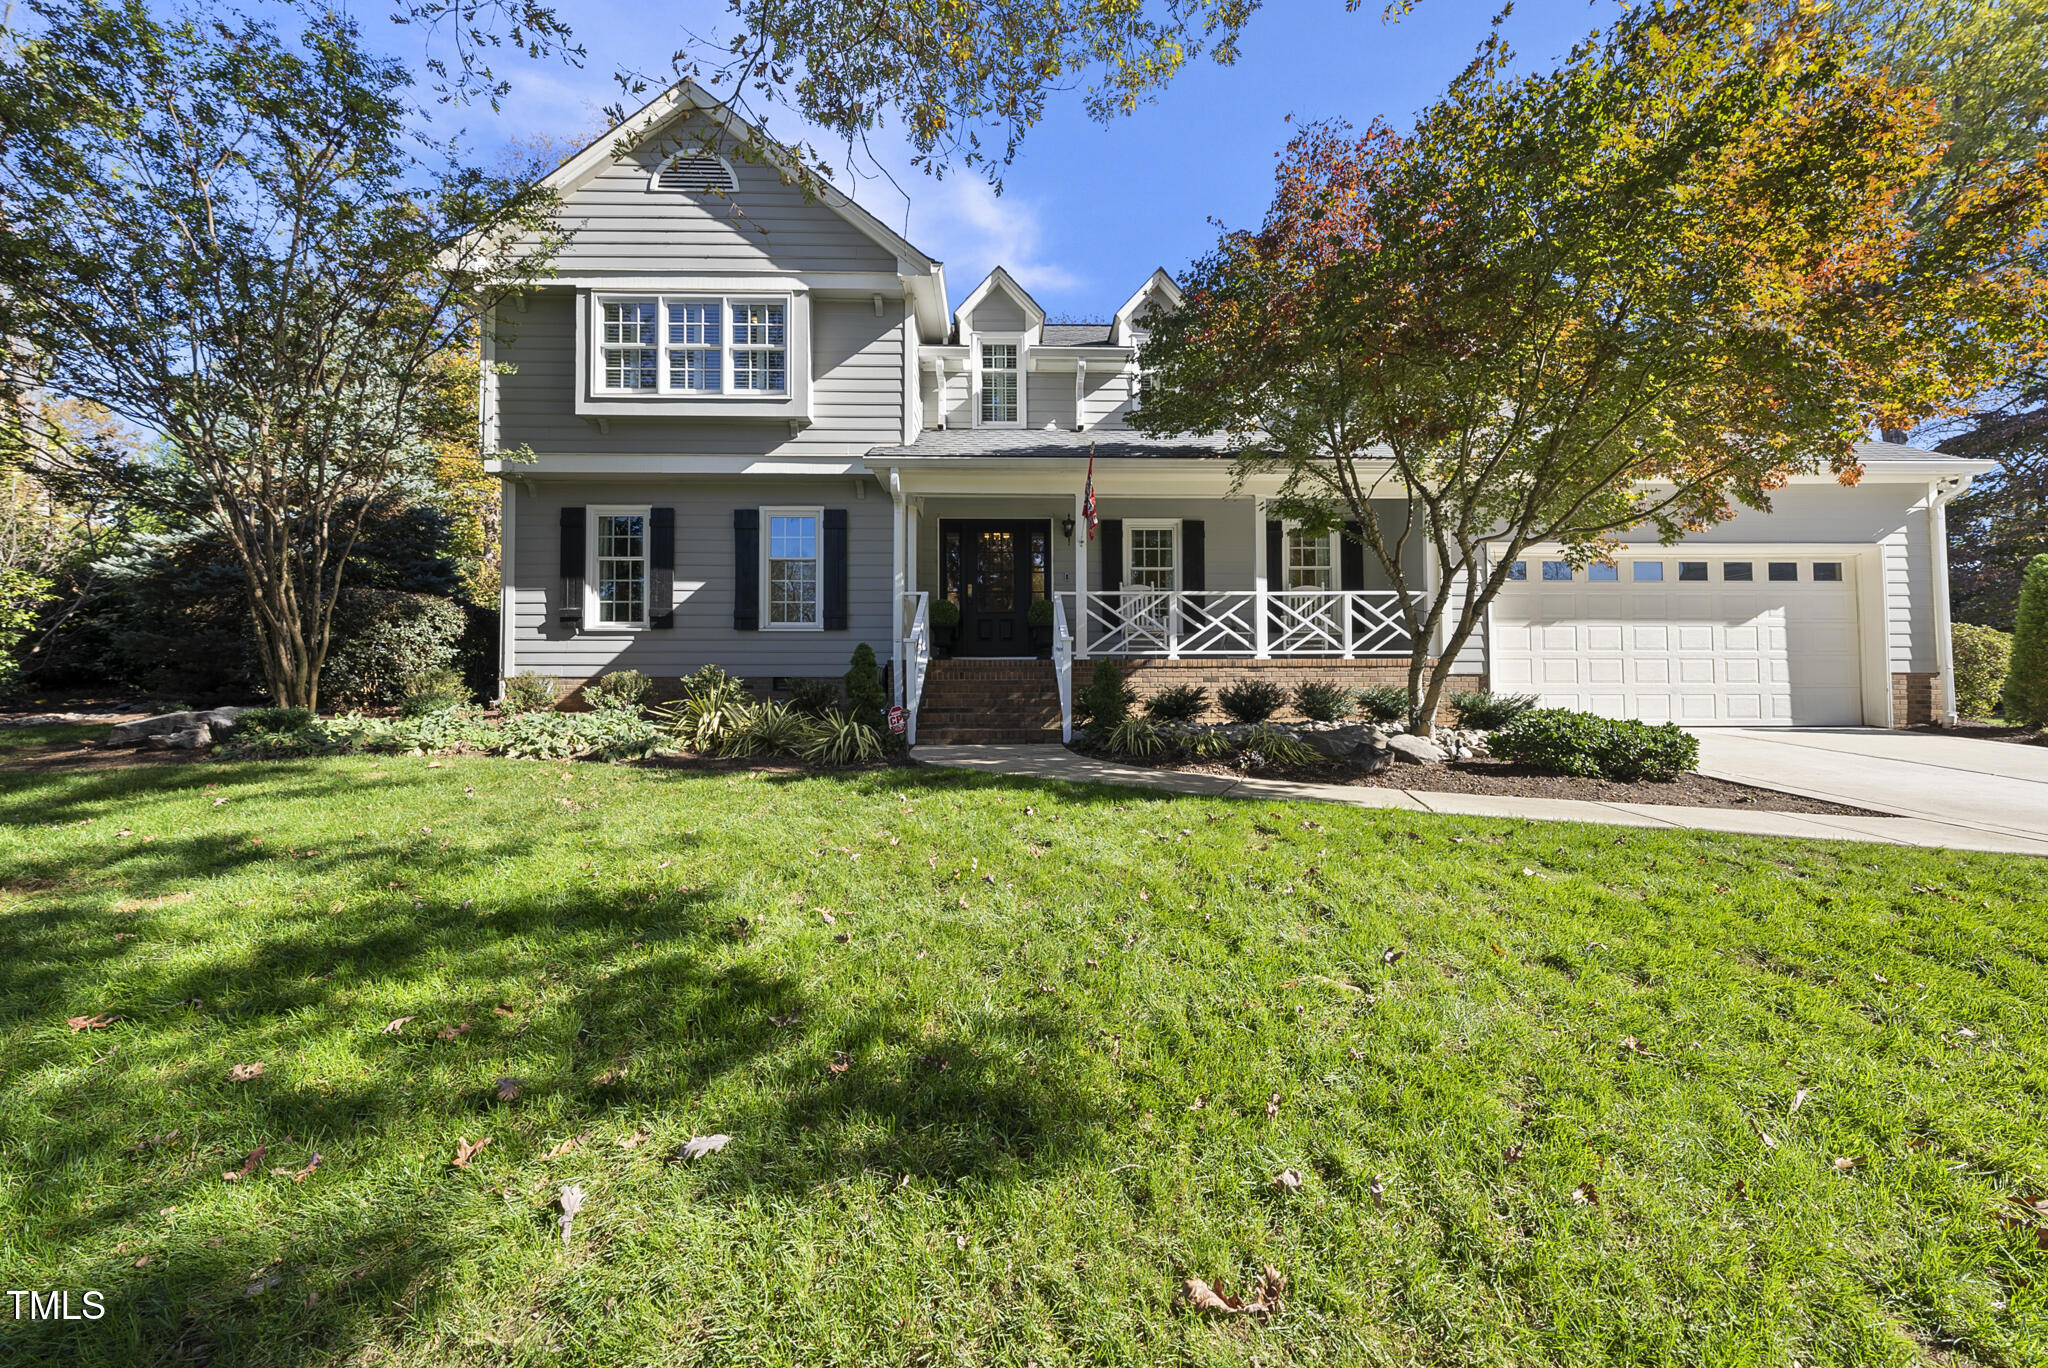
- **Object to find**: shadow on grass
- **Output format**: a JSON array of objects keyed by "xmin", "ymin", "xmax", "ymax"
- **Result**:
[{"xmin": 0, "ymin": 756, "xmax": 1102, "ymax": 1367}]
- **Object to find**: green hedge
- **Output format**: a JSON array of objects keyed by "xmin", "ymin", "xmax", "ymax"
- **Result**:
[
  {"xmin": 1489, "ymin": 708, "xmax": 1699, "ymax": 781},
  {"xmin": 1951, "ymin": 623, "xmax": 2012, "ymax": 720}
]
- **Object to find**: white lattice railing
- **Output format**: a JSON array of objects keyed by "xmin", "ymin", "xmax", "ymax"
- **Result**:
[
  {"xmin": 1052, "ymin": 594, "xmax": 1075, "ymax": 742},
  {"xmin": 1079, "ymin": 589, "xmax": 1419, "ymax": 658},
  {"xmin": 902, "ymin": 592, "xmax": 931, "ymax": 744}
]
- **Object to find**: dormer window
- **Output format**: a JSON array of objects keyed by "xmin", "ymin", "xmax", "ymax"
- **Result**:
[
  {"xmin": 652, "ymin": 151, "xmax": 738, "ymax": 194},
  {"xmin": 980, "ymin": 343, "xmax": 1019, "ymax": 425},
  {"xmin": 592, "ymin": 293, "xmax": 790, "ymax": 397}
]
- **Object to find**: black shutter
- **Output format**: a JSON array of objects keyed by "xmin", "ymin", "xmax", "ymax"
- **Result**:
[
  {"xmin": 558, "ymin": 506, "xmax": 585, "ymax": 627},
  {"xmin": 733, "ymin": 508, "xmax": 759, "ymax": 630},
  {"xmin": 823, "ymin": 508, "xmax": 849, "ymax": 630},
  {"xmin": 1265, "ymin": 519, "xmax": 1283, "ymax": 586},
  {"xmin": 1182, "ymin": 519, "xmax": 1206, "ymax": 627},
  {"xmin": 1099, "ymin": 519, "xmax": 1122, "ymax": 593},
  {"xmin": 650, "ymin": 507, "xmax": 676, "ymax": 628},
  {"xmin": 1340, "ymin": 520, "xmax": 1366, "ymax": 591}
]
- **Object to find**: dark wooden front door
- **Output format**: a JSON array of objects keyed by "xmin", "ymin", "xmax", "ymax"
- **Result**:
[{"xmin": 941, "ymin": 520, "xmax": 1051, "ymax": 656}]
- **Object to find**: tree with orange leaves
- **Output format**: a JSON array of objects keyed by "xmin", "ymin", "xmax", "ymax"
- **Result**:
[{"xmin": 1134, "ymin": 0, "xmax": 2048, "ymax": 734}]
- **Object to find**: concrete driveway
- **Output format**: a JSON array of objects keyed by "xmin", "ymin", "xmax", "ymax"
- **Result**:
[{"xmin": 1695, "ymin": 728, "xmax": 2048, "ymax": 847}]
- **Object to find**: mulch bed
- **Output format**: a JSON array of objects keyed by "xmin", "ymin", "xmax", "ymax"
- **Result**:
[{"xmin": 1085, "ymin": 748, "xmax": 1879, "ymax": 815}]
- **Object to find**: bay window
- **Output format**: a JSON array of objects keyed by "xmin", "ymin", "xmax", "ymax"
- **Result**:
[{"xmin": 593, "ymin": 294, "xmax": 790, "ymax": 397}]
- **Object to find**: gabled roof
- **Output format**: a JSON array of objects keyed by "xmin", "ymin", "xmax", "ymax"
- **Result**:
[
  {"xmin": 1111, "ymin": 268, "xmax": 1182, "ymax": 346},
  {"xmin": 534, "ymin": 79, "xmax": 949, "ymax": 337},
  {"xmin": 953, "ymin": 266, "xmax": 1046, "ymax": 341}
]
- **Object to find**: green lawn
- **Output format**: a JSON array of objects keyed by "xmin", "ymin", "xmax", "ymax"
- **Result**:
[{"xmin": 2, "ymin": 726, "xmax": 2046, "ymax": 1367}]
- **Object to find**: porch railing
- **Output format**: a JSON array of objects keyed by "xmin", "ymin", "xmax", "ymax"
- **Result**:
[
  {"xmin": 1079, "ymin": 589, "xmax": 1421, "ymax": 658},
  {"xmin": 902, "ymin": 591, "xmax": 931, "ymax": 744},
  {"xmin": 1052, "ymin": 594, "xmax": 1074, "ymax": 742}
]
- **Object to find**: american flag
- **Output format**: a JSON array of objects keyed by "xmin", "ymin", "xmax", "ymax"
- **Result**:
[{"xmin": 1082, "ymin": 445, "xmax": 1099, "ymax": 540}]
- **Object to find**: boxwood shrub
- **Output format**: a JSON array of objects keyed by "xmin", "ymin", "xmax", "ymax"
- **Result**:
[
  {"xmin": 1488, "ymin": 708, "xmax": 1699, "ymax": 781},
  {"xmin": 1217, "ymin": 679, "xmax": 1285, "ymax": 725}
]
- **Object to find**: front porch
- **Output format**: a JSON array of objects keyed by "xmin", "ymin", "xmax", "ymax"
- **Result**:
[{"xmin": 878, "ymin": 460, "xmax": 1442, "ymax": 742}]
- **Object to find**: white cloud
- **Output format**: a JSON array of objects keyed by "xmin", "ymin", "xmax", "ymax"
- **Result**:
[{"xmin": 874, "ymin": 174, "xmax": 1082, "ymax": 307}]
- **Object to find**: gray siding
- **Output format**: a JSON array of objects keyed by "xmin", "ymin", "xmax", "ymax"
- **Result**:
[
  {"xmin": 967, "ymin": 295, "xmax": 1028, "ymax": 334},
  {"xmin": 510, "ymin": 477, "xmax": 895, "ymax": 679},
  {"xmin": 496, "ymin": 288, "xmax": 905, "ymax": 456},
  {"xmin": 1024, "ymin": 375, "xmax": 1074, "ymax": 431},
  {"xmin": 547, "ymin": 119, "xmax": 899, "ymax": 275}
]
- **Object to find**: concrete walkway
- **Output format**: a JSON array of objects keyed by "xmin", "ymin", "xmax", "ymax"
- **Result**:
[{"xmin": 910, "ymin": 743, "xmax": 2048, "ymax": 856}]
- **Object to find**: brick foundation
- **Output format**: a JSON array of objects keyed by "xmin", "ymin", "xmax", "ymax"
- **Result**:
[
  {"xmin": 1077, "ymin": 656, "xmax": 1484, "ymax": 726},
  {"xmin": 1890, "ymin": 672, "xmax": 1940, "ymax": 728}
]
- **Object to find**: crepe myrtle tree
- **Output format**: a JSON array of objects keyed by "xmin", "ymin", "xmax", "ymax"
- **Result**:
[
  {"xmin": 1134, "ymin": 0, "xmax": 2048, "ymax": 734},
  {"xmin": 0, "ymin": 0, "xmax": 563, "ymax": 709}
]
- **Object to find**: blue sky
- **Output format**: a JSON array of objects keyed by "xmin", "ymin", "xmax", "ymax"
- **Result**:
[{"xmin": 404, "ymin": 0, "xmax": 1610, "ymax": 319}]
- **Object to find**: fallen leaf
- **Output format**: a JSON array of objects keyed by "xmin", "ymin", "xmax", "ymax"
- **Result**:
[
  {"xmin": 244, "ymin": 1273, "xmax": 281, "ymax": 1298},
  {"xmin": 1831, "ymin": 1156, "xmax": 1860, "ymax": 1174},
  {"xmin": 282, "ymin": 1153, "xmax": 322, "ymax": 1184},
  {"xmin": 1369, "ymin": 1175, "xmax": 1388, "ymax": 1209},
  {"xmin": 1502, "ymin": 1144, "xmax": 1525, "ymax": 1165},
  {"xmin": 1748, "ymin": 1114, "xmax": 1780, "ymax": 1150},
  {"xmin": 134, "ymin": 1255, "xmax": 151, "ymax": 1267},
  {"xmin": 222, "ymin": 1145, "xmax": 266, "ymax": 1182},
  {"xmin": 1619, "ymin": 1036, "xmax": 1651, "ymax": 1057},
  {"xmin": 491, "ymin": 1005, "xmax": 517, "ymax": 1018},
  {"xmin": 1790, "ymin": 1089, "xmax": 1808, "ymax": 1114},
  {"xmin": 124, "ymin": 1130, "xmax": 181, "ymax": 1155},
  {"xmin": 227, "ymin": 1062, "xmax": 266, "ymax": 1084},
  {"xmin": 557, "ymin": 1183, "xmax": 584, "ymax": 1245},
  {"xmin": 67, "ymin": 1013, "xmax": 118, "ymax": 1032},
  {"xmin": 1955, "ymin": 1027, "xmax": 1979, "ymax": 1040},
  {"xmin": 452, "ymin": 1136, "xmax": 490, "ymax": 1168},
  {"xmin": 673, "ymin": 1133, "xmax": 732, "ymax": 1162},
  {"xmin": 381, "ymin": 1016, "xmax": 416, "ymax": 1035},
  {"xmin": 617, "ymin": 1126, "xmax": 651, "ymax": 1150},
  {"xmin": 1183, "ymin": 1266, "xmax": 1285, "ymax": 1317},
  {"xmin": 436, "ymin": 1023, "xmax": 472, "ymax": 1041},
  {"xmin": 1572, "ymin": 1182, "xmax": 1601, "ymax": 1206},
  {"xmin": 769, "ymin": 1012, "xmax": 803, "ymax": 1028},
  {"xmin": 828, "ymin": 1051, "xmax": 851, "ymax": 1075},
  {"xmin": 538, "ymin": 1134, "xmax": 588, "ymax": 1161},
  {"xmin": 495, "ymin": 1076, "xmax": 523, "ymax": 1103},
  {"xmin": 1265, "ymin": 1091, "xmax": 1282, "ymax": 1121},
  {"xmin": 818, "ymin": 909, "xmax": 837, "ymax": 925},
  {"xmin": 1381, "ymin": 948, "xmax": 1404, "ymax": 966},
  {"xmin": 1271, "ymin": 1168, "xmax": 1303, "ymax": 1191}
]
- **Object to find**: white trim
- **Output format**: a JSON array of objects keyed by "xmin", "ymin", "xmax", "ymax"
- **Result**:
[
  {"xmin": 952, "ymin": 266, "xmax": 1046, "ymax": 340},
  {"xmin": 1279, "ymin": 521, "xmax": 1338, "ymax": 591},
  {"xmin": 498, "ymin": 480, "xmax": 516, "ymax": 686},
  {"xmin": 760, "ymin": 504, "xmax": 826, "ymax": 632},
  {"xmin": 1111, "ymin": 268, "xmax": 1182, "ymax": 346},
  {"xmin": 976, "ymin": 337, "xmax": 1024, "ymax": 428},
  {"xmin": 584, "ymin": 504, "xmax": 653, "ymax": 630}
]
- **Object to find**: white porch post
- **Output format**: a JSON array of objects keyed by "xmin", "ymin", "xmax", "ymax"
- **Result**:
[
  {"xmin": 888, "ymin": 469, "xmax": 907, "ymax": 708},
  {"xmin": 1073, "ymin": 486, "xmax": 1090, "ymax": 659},
  {"xmin": 1252, "ymin": 496, "xmax": 1270, "ymax": 659}
]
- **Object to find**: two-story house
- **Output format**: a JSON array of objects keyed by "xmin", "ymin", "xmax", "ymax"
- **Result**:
[{"xmin": 486, "ymin": 81, "xmax": 1992, "ymax": 741}]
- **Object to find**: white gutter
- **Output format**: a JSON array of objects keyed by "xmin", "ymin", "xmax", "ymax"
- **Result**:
[{"xmin": 1928, "ymin": 476, "xmax": 1968, "ymax": 727}]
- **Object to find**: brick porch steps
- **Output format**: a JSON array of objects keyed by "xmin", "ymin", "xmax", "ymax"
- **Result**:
[{"xmin": 914, "ymin": 658, "xmax": 1065, "ymax": 745}]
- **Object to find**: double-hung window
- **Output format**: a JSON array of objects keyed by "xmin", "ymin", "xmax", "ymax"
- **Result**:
[
  {"xmin": 600, "ymin": 301, "xmax": 658, "ymax": 391},
  {"xmin": 590, "ymin": 508, "xmax": 649, "ymax": 627},
  {"xmin": 763, "ymin": 507, "xmax": 822, "ymax": 630},
  {"xmin": 731, "ymin": 302, "xmax": 788, "ymax": 391},
  {"xmin": 980, "ymin": 343, "xmax": 1020, "ymax": 425},
  {"xmin": 1284, "ymin": 528, "xmax": 1335, "ymax": 590},
  {"xmin": 594, "ymin": 294, "xmax": 791, "ymax": 396}
]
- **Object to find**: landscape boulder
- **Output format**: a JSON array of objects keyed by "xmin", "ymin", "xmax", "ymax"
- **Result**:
[
  {"xmin": 1388, "ymin": 734, "xmax": 1446, "ymax": 766},
  {"xmin": 144, "ymin": 724, "xmax": 213, "ymax": 750},
  {"xmin": 108, "ymin": 707, "xmax": 246, "ymax": 748}
]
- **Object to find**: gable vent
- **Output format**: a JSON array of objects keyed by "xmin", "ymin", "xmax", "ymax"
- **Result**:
[{"xmin": 656, "ymin": 152, "xmax": 737, "ymax": 194}]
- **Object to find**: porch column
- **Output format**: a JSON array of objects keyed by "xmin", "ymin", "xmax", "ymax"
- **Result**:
[
  {"xmin": 498, "ymin": 478, "xmax": 516, "ymax": 694},
  {"xmin": 1252, "ymin": 495, "xmax": 1270, "ymax": 659},
  {"xmin": 888, "ymin": 468, "xmax": 907, "ymax": 708},
  {"xmin": 1073, "ymin": 486, "xmax": 1090, "ymax": 659}
]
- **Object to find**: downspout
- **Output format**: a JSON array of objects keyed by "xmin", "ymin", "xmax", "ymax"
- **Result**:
[
  {"xmin": 1928, "ymin": 476, "xmax": 1966, "ymax": 728},
  {"xmin": 889, "ymin": 467, "xmax": 907, "ymax": 709}
]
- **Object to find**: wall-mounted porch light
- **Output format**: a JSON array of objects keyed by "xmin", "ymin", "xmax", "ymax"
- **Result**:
[{"xmin": 1060, "ymin": 516, "xmax": 1076, "ymax": 539}]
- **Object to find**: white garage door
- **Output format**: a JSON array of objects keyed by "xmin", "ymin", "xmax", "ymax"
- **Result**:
[{"xmin": 1490, "ymin": 554, "xmax": 1863, "ymax": 726}]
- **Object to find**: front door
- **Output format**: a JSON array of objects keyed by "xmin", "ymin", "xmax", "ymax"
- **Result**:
[{"xmin": 941, "ymin": 520, "xmax": 1051, "ymax": 656}]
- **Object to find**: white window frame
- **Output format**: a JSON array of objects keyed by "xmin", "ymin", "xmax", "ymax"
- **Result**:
[
  {"xmin": 1280, "ymin": 523, "xmax": 1337, "ymax": 591},
  {"xmin": 591, "ymin": 293, "xmax": 792, "ymax": 398},
  {"xmin": 585, "ymin": 505, "xmax": 652, "ymax": 631},
  {"xmin": 760, "ymin": 505, "xmax": 825, "ymax": 633},
  {"xmin": 1123, "ymin": 519, "xmax": 1182, "ymax": 592},
  {"xmin": 977, "ymin": 337, "xmax": 1023, "ymax": 427}
]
